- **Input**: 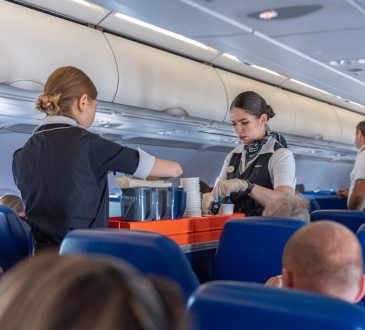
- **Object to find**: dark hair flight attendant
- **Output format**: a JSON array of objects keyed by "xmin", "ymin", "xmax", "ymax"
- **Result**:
[
  {"xmin": 210, "ymin": 91, "xmax": 295, "ymax": 216},
  {"xmin": 12, "ymin": 66, "xmax": 183, "ymax": 250}
]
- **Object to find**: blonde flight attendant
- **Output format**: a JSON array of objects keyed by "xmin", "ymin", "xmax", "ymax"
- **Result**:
[{"xmin": 13, "ymin": 66, "xmax": 182, "ymax": 249}]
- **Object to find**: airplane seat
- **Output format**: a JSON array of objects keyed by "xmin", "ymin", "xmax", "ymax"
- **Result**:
[
  {"xmin": 311, "ymin": 210, "xmax": 365, "ymax": 233},
  {"xmin": 312, "ymin": 196, "xmax": 348, "ymax": 210},
  {"xmin": 59, "ymin": 229, "xmax": 199, "ymax": 300},
  {"xmin": 214, "ymin": 217, "xmax": 306, "ymax": 283},
  {"xmin": 0, "ymin": 206, "xmax": 33, "ymax": 271},
  {"xmin": 309, "ymin": 199, "xmax": 321, "ymax": 213},
  {"xmin": 187, "ymin": 281, "xmax": 365, "ymax": 330}
]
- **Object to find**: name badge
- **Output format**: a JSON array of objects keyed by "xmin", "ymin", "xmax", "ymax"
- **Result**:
[
  {"xmin": 254, "ymin": 165, "xmax": 263, "ymax": 168},
  {"xmin": 227, "ymin": 165, "xmax": 235, "ymax": 173}
]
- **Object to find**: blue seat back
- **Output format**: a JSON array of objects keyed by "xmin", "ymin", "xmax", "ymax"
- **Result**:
[
  {"xmin": 187, "ymin": 281, "xmax": 365, "ymax": 330},
  {"xmin": 0, "ymin": 206, "xmax": 33, "ymax": 271},
  {"xmin": 214, "ymin": 217, "xmax": 306, "ymax": 282},
  {"xmin": 60, "ymin": 229, "xmax": 199, "ymax": 299},
  {"xmin": 311, "ymin": 196, "xmax": 348, "ymax": 211},
  {"xmin": 311, "ymin": 210, "xmax": 365, "ymax": 233}
]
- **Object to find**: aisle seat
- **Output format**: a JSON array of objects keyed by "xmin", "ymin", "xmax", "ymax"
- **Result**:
[
  {"xmin": 310, "ymin": 196, "xmax": 348, "ymax": 211},
  {"xmin": 60, "ymin": 228, "xmax": 199, "ymax": 300},
  {"xmin": 187, "ymin": 281, "xmax": 365, "ymax": 330},
  {"xmin": 214, "ymin": 217, "xmax": 306, "ymax": 283},
  {"xmin": 311, "ymin": 210, "xmax": 365, "ymax": 233},
  {"xmin": 0, "ymin": 206, "xmax": 33, "ymax": 271}
]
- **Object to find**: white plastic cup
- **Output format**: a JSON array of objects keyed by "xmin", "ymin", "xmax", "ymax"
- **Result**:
[{"xmin": 218, "ymin": 203, "xmax": 234, "ymax": 215}]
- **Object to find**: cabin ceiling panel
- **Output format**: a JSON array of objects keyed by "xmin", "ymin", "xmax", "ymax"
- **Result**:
[
  {"xmin": 183, "ymin": 0, "xmax": 365, "ymax": 36},
  {"xmin": 194, "ymin": 33, "xmax": 365, "ymax": 105},
  {"xmin": 274, "ymin": 28, "xmax": 365, "ymax": 65},
  {"xmin": 93, "ymin": 0, "xmax": 247, "ymax": 36},
  {"xmin": 99, "ymin": 15, "xmax": 221, "ymax": 62}
]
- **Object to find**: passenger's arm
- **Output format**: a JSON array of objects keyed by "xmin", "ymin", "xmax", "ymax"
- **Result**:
[
  {"xmin": 148, "ymin": 158, "xmax": 183, "ymax": 178},
  {"xmin": 348, "ymin": 179, "xmax": 365, "ymax": 210}
]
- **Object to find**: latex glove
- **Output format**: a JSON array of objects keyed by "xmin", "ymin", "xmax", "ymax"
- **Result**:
[
  {"xmin": 265, "ymin": 275, "xmax": 283, "ymax": 288},
  {"xmin": 212, "ymin": 179, "xmax": 248, "ymax": 200},
  {"xmin": 202, "ymin": 192, "xmax": 214, "ymax": 215}
]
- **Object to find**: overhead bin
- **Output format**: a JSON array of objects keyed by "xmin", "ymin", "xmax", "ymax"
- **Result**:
[
  {"xmin": 105, "ymin": 33, "xmax": 227, "ymax": 121},
  {"xmin": 332, "ymin": 106, "xmax": 365, "ymax": 145},
  {"xmin": 285, "ymin": 91, "xmax": 341, "ymax": 142},
  {"xmin": 216, "ymin": 69, "xmax": 294, "ymax": 135},
  {"xmin": 0, "ymin": 1, "xmax": 117, "ymax": 101}
]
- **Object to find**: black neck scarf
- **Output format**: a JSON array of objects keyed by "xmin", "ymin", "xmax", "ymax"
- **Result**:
[{"xmin": 244, "ymin": 131, "xmax": 287, "ymax": 163}]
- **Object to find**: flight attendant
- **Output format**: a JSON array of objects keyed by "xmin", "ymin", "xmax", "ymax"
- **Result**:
[
  {"xmin": 210, "ymin": 91, "xmax": 295, "ymax": 216},
  {"xmin": 12, "ymin": 66, "xmax": 182, "ymax": 249}
]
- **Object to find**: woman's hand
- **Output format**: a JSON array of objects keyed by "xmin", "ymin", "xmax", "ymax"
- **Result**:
[
  {"xmin": 212, "ymin": 179, "xmax": 248, "ymax": 200},
  {"xmin": 265, "ymin": 275, "xmax": 283, "ymax": 288},
  {"xmin": 202, "ymin": 193, "xmax": 214, "ymax": 215}
]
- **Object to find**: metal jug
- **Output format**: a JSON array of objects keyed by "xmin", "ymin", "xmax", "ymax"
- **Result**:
[{"xmin": 120, "ymin": 187, "xmax": 157, "ymax": 221}]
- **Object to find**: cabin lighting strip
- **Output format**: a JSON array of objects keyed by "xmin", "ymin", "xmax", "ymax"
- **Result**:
[
  {"xmin": 114, "ymin": 12, "xmax": 214, "ymax": 50},
  {"xmin": 290, "ymin": 79, "xmax": 331, "ymax": 95},
  {"xmin": 69, "ymin": 0, "xmax": 107, "ymax": 13},
  {"xmin": 250, "ymin": 64, "xmax": 285, "ymax": 77},
  {"xmin": 222, "ymin": 53, "xmax": 241, "ymax": 62}
]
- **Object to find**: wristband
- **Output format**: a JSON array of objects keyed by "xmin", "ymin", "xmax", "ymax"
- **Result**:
[{"xmin": 245, "ymin": 180, "xmax": 255, "ymax": 194}]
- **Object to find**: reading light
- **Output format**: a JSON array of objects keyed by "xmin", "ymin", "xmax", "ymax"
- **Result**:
[
  {"xmin": 114, "ymin": 12, "xmax": 214, "ymax": 50},
  {"xmin": 259, "ymin": 10, "xmax": 278, "ymax": 20}
]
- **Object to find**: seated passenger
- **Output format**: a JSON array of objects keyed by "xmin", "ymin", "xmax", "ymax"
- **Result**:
[
  {"xmin": 266, "ymin": 221, "xmax": 365, "ymax": 304},
  {"xmin": 262, "ymin": 193, "xmax": 310, "ymax": 222},
  {"xmin": 0, "ymin": 194, "xmax": 27, "ymax": 222},
  {"xmin": 0, "ymin": 253, "xmax": 186, "ymax": 330}
]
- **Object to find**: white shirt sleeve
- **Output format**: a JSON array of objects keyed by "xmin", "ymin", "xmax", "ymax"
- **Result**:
[
  {"xmin": 268, "ymin": 148, "xmax": 296, "ymax": 189},
  {"xmin": 354, "ymin": 151, "xmax": 365, "ymax": 180},
  {"xmin": 132, "ymin": 148, "xmax": 155, "ymax": 179}
]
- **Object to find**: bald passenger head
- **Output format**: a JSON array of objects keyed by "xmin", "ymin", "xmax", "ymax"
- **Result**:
[{"xmin": 282, "ymin": 221, "xmax": 365, "ymax": 303}]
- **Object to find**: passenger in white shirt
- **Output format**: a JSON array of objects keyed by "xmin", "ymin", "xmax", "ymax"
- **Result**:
[{"xmin": 338, "ymin": 121, "xmax": 365, "ymax": 210}]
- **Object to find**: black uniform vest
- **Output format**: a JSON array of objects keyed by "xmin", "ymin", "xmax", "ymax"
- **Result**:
[{"xmin": 227, "ymin": 140, "xmax": 283, "ymax": 216}]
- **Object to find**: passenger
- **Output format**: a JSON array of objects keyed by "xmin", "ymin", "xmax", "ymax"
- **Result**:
[
  {"xmin": 337, "ymin": 121, "xmax": 365, "ymax": 210},
  {"xmin": 0, "ymin": 253, "xmax": 186, "ymax": 330},
  {"xmin": 266, "ymin": 221, "xmax": 365, "ymax": 304},
  {"xmin": 204, "ymin": 91, "xmax": 295, "ymax": 216},
  {"xmin": 0, "ymin": 194, "xmax": 26, "ymax": 220},
  {"xmin": 262, "ymin": 193, "xmax": 310, "ymax": 222},
  {"xmin": 12, "ymin": 66, "xmax": 183, "ymax": 250}
]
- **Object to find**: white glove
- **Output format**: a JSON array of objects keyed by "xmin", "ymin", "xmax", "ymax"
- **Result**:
[
  {"xmin": 202, "ymin": 192, "xmax": 214, "ymax": 215},
  {"xmin": 212, "ymin": 179, "xmax": 248, "ymax": 200}
]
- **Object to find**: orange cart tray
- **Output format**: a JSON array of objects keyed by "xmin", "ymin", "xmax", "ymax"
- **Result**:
[{"xmin": 109, "ymin": 213, "xmax": 245, "ymax": 245}]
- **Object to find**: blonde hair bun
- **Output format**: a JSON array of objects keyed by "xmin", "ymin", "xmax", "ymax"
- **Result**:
[{"xmin": 35, "ymin": 93, "xmax": 61, "ymax": 115}]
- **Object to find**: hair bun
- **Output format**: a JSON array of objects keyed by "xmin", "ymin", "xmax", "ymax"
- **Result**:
[
  {"xmin": 35, "ymin": 93, "xmax": 61, "ymax": 115},
  {"xmin": 266, "ymin": 104, "xmax": 275, "ymax": 119}
]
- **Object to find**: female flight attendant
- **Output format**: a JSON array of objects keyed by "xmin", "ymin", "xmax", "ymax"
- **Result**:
[
  {"xmin": 210, "ymin": 91, "xmax": 295, "ymax": 216},
  {"xmin": 12, "ymin": 66, "xmax": 182, "ymax": 249}
]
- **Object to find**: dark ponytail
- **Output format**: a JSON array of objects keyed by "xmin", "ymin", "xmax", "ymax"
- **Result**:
[{"xmin": 230, "ymin": 91, "xmax": 275, "ymax": 120}]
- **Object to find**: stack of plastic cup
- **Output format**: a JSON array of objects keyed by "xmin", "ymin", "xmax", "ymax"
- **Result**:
[{"xmin": 180, "ymin": 177, "xmax": 202, "ymax": 217}]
